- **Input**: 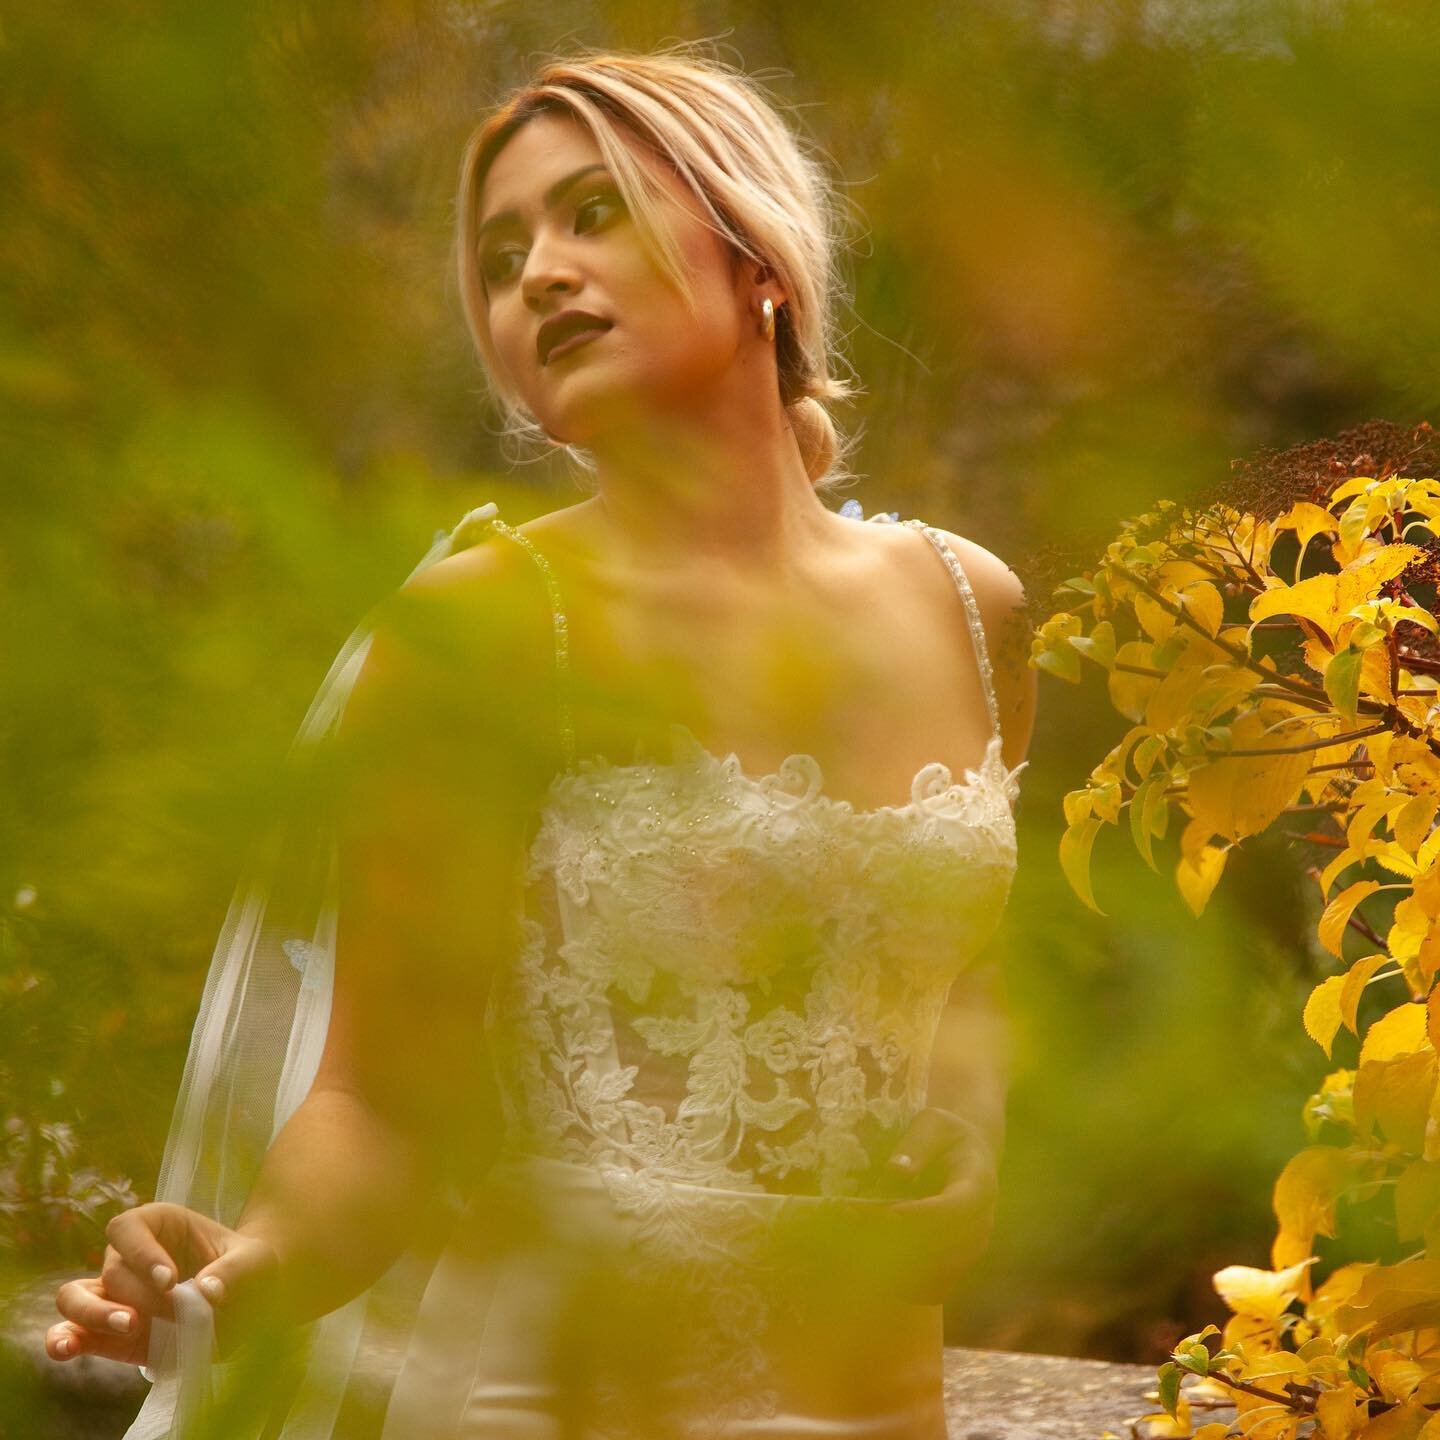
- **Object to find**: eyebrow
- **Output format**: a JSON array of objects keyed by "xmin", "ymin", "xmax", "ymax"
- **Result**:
[{"xmin": 476, "ymin": 163, "xmax": 611, "ymax": 246}]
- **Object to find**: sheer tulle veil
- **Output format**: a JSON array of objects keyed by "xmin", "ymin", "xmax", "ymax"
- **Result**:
[{"xmin": 123, "ymin": 502, "xmax": 500, "ymax": 1440}]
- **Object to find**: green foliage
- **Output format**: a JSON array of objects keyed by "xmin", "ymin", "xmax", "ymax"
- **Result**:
[{"xmin": 6, "ymin": 0, "xmax": 1440, "ymax": 1384}]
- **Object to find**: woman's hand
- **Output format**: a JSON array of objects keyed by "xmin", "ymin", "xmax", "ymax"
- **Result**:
[
  {"xmin": 46, "ymin": 1203, "xmax": 281, "ymax": 1366},
  {"xmin": 880, "ymin": 1107, "xmax": 999, "ymax": 1305}
]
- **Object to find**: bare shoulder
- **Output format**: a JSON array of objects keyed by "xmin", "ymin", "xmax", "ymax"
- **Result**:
[
  {"xmin": 926, "ymin": 527, "xmax": 1027, "ymax": 618},
  {"xmin": 927, "ymin": 526, "xmax": 1038, "ymax": 764},
  {"xmin": 343, "ymin": 515, "xmax": 562, "ymax": 769}
]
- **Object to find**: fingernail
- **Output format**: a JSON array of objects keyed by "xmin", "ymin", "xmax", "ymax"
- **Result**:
[
  {"xmin": 56, "ymin": 1335, "xmax": 73, "ymax": 1357},
  {"xmin": 151, "ymin": 1264, "xmax": 173, "ymax": 1289},
  {"xmin": 198, "ymin": 1275, "xmax": 226, "ymax": 1302},
  {"xmin": 108, "ymin": 1311, "xmax": 132, "ymax": 1334}
]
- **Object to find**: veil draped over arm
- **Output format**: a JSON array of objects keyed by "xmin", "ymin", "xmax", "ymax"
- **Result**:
[{"xmin": 123, "ymin": 501, "xmax": 504, "ymax": 1440}]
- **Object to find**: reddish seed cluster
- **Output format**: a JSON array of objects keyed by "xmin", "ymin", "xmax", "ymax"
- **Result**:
[{"xmin": 1199, "ymin": 418, "xmax": 1440, "ymax": 523}]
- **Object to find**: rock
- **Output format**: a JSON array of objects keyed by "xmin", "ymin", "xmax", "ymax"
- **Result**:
[{"xmin": 4, "ymin": 1269, "xmax": 1221, "ymax": 1439}]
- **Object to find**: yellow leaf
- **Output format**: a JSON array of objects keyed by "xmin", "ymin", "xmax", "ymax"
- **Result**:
[
  {"xmin": 1337, "ymin": 1258, "xmax": 1440, "ymax": 1341},
  {"xmin": 1157, "ymin": 559, "xmax": 1218, "ymax": 588},
  {"xmin": 1415, "ymin": 863, "xmax": 1440, "ymax": 919},
  {"xmin": 1331, "ymin": 477, "xmax": 1379, "ymax": 504},
  {"xmin": 1318, "ymin": 881, "xmax": 1382, "ymax": 958},
  {"xmin": 1388, "ymin": 735, "xmax": 1440, "ymax": 799},
  {"xmin": 1360, "ymin": 1003, "xmax": 1430, "ymax": 1063},
  {"xmin": 1371, "ymin": 1352, "xmax": 1426, "ymax": 1406},
  {"xmin": 1145, "ymin": 661, "xmax": 1210, "ymax": 735},
  {"xmin": 1388, "ymin": 896, "xmax": 1431, "ymax": 964},
  {"xmin": 1335, "ymin": 546, "xmax": 1424, "ymax": 615},
  {"xmin": 1395, "ymin": 795, "xmax": 1440, "ymax": 856},
  {"xmin": 1251, "ymin": 571, "xmax": 1343, "ymax": 633},
  {"xmin": 1271, "ymin": 1148, "xmax": 1357, "ymax": 1276},
  {"xmin": 1316, "ymin": 1384, "xmax": 1367, "ymax": 1440},
  {"xmin": 1181, "ymin": 581, "xmax": 1224, "ymax": 638},
  {"xmin": 1129, "ymin": 775, "xmax": 1169, "ymax": 872},
  {"xmin": 1060, "ymin": 815, "xmax": 1105, "ymax": 915},
  {"xmin": 1370, "ymin": 841, "xmax": 1420, "ymax": 880},
  {"xmin": 1394, "ymin": 1160, "xmax": 1440, "ymax": 1242},
  {"xmin": 1140, "ymin": 1399, "xmax": 1192, "ymax": 1438},
  {"xmin": 1355, "ymin": 1050, "xmax": 1436, "ymax": 1152},
  {"xmin": 1136, "ymin": 590, "xmax": 1177, "ymax": 642},
  {"xmin": 1249, "ymin": 545, "xmax": 1423, "ymax": 642},
  {"xmin": 1033, "ymin": 642, "xmax": 1082, "ymax": 683},
  {"xmin": 1275, "ymin": 500, "xmax": 1341, "ymax": 548},
  {"xmin": 1109, "ymin": 640, "xmax": 1162, "ymax": 722},
  {"xmin": 1359, "ymin": 637, "xmax": 1396, "ymax": 706},
  {"xmin": 1309, "ymin": 1261, "xmax": 1375, "ymax": 1321},
  {"xmin": 1325, "ymin": 645, "xmax": 1366, "ymax": 725},
  {"xmin": 1357, "ymin": 1400, "xmax": 1432, "ymax": 1440},
  {"xmin": 1304, "ymin": 975, "xmax": 1347, "ymax": 1057},
  {"xmin": 1177, "ymin": 842, "xmax": 1228, "ymax": 917},
  {"xmin": 1320, "ymin": 845, "xmax": 1363, "ymax": 900},
  {"xmin": 1070, "ymin": 619, "xmax": 1117, "ymax": 670},
  {"xmin": 1340, "ymin": 954, "xmax": 1394, "ymax": 1033},
  {"xmin": 1185, "ymin": 709, "xmax": 1314, "ymax": 842},
  {"xmin": 1213, "ymin": 1258, "xmax": 1316, "ymax": 1321}
]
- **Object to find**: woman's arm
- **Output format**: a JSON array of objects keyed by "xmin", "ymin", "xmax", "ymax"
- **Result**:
[
  {"xmin": 55, "ymin": 541, "xmax": 560, "ymax": 1363},
  {"xmin": 230, "ymin": 544, "xmax": 556, "ymax": 1328},
  {"xmin": 924, "ymin": 958, "xmax": 1011, "ymax": 1163}
]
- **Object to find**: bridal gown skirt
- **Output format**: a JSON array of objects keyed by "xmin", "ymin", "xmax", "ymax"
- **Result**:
[{"xmin": 379, "ymin": 1153, "xmax": 950, "ymax": 1440}]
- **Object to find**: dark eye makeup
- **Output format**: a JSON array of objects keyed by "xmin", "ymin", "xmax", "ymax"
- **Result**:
[{"xmin": 479, "ymin": 184, "xmax": 626, "ymax": 289}]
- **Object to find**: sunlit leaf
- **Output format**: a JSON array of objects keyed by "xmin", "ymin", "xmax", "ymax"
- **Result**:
[
  {"xmin": 1186, "ymin": 709, "xmax": 1318, "ymax": 842},
  {"xmin": 1272, "ymin": 1149, "xmax": 1358, "ymax": 1276},
  {"xmin": 1176, "ymin": 840, "xmax": 1228, "ymax": 918},
  {"xmin": 1358, "ymin": 1002, "xmax": 1430, "ymax": 1063},
  {"xmin": 1325, "ymin": 645, "xmax": 1365, "ymax": 726},
  {"xmin": 1304, "ymin": 975, "xmax": 1347, "ymax": 1057},
  {"xmin": 1318, "ymin": 881, "xmax": 1382, "ymax": 958},
  {"xmin": 1060, "ymin": 815, "xmax": 1105, "ymax": 915},
  {"xmin": 1393, "ymin": 1160, "xmax": 1440, "ymax": 1242},
  {"xmin": 1340, "ymin": 954, "xmax": 1394, "ymax": 1034},
  {"xmin": 1213, "ymin": 1258, "xmax": 1317, "ymax": 1321}
]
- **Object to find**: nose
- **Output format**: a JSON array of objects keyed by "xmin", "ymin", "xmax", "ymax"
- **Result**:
[{"xmin": 521, "ymin": 226, "xmax": 582, "ymax": 311}]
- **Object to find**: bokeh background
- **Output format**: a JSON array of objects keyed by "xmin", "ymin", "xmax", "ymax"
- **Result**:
[{"xmin": 4, "ymin": 0, "xmax": 1438, "ymax": 1387}]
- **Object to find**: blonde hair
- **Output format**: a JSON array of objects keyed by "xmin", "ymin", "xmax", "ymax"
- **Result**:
[{"xmin": 454, "ymin": 44, "xmax": 859, "ymax": 492}]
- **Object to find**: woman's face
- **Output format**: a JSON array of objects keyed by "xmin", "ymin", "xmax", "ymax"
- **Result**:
[{"xmin": 474, "ymin": 112, "xmax": 765, "ymax": 449}]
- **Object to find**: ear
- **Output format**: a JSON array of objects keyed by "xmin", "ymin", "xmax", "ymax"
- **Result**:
[{"xmin": 749, "ymin": 261, "xmax": 788, "ymax": 309}]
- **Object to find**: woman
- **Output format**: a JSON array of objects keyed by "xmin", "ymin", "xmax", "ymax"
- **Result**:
[{"xmin": 46, "ymin": 46, "xmax": 1036, "ymax": 1439}]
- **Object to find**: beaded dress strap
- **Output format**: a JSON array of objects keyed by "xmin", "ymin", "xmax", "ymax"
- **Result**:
[
  {"xmin": 481, "ymin": 516, "xmax": 578, "ymax": 772},
  {"xmin": 902, "ymin": 519, "xmax": 1004, "ymax": 749}
]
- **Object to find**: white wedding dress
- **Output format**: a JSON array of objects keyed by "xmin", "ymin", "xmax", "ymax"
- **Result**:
[
  {"xmin": 122, "ymin": 502, "xmax": 1025, "ymax": 1440},
  {"xmin": 373, "ymin": 507, "xmax": 1027, "ymax": 1439}
]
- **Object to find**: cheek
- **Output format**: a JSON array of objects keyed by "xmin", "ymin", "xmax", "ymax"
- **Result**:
[
  {"xmin": 623, "ymin": 283, "xmax": 742, "ymax": 385},
  {"xmin": 485, "ymin": 301, "xmax": 536, "ymax": 396}
]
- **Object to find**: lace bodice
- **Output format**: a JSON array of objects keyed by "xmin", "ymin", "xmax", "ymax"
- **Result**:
[{"xmin": 473, "ymin": 504, "xmax": 1026, "ymax": 1205}]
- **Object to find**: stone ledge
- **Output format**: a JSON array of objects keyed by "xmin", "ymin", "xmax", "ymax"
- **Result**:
[{"xmin": 5, "ymin": 1271, "xmax": 1210, "ymax": 1438}]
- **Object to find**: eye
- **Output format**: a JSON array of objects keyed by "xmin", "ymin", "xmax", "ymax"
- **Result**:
[
  {"xmin": 481, "ymin": 244, "xmax": 525, "ymax": 287},
  {"xmin": 574, "ymin": 188, "xmax": 623, "ymax": 235}
]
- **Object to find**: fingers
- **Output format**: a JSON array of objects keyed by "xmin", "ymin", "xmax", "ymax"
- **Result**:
[
  {"xmin": 47, "ymin": 1319, "xmax": 145, "ymax": 1365},
  {"xmin": 885, "ymin": 1107, "xmax": 955, "ymax": 1181},
  {"xmin": 50, "ymin": 1278, "xmax": 149, "ymax": 1366},
  {"xmin": 888, "ymin": 1108, "xmax": 997, "ymax": 1207},
  {"xmin": 99, "ymin": 1244, "xmax": 177, "ymax": 1323},
  {"xmin": 105, "ymin": 1206, "xmax": 188, "ymax": 1307}
]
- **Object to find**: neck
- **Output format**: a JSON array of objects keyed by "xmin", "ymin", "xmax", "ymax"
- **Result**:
[{"xmin": 580, "ymin": 386, "xmax": 838, "ymax": 571}]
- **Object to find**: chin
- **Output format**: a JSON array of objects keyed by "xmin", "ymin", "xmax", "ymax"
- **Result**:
[{"xmin": 538, "ymin": 377, "xmax": 658, "ymax": 448}]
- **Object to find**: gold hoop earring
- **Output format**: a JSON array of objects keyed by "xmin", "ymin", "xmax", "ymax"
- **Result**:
[{"xmin": 761, "ymin": 296, "xmax": 776, "ymax": 343}]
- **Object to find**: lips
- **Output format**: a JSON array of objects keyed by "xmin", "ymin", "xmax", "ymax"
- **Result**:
[{"xmin": 537, "ymin": 309, "xmax": 613, "ymax": 366}]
